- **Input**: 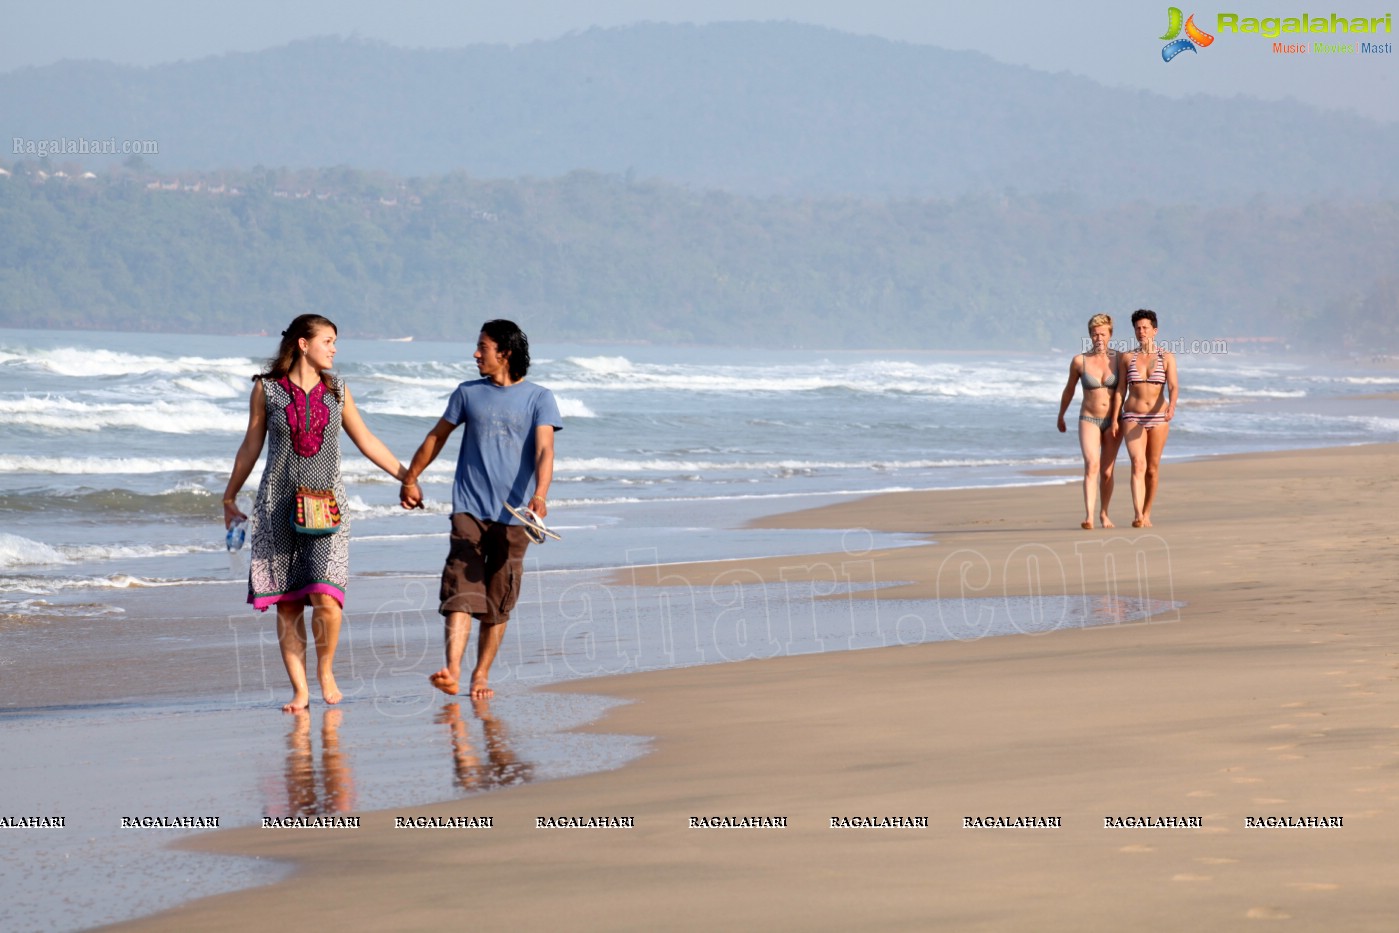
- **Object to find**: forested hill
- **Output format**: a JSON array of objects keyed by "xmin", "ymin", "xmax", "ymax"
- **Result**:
[
  {"xmin": 2, "ymin": 167, "xmax": 1395, "ymax": 351},
  {"xmin": 4, "ymin": 22, "xmax": 1398, "ymax": 204}
]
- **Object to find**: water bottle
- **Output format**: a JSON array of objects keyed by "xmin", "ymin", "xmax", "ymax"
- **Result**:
[{"xmin": 226, "ymin": 519, "xmax": 247, "ymax": 551}]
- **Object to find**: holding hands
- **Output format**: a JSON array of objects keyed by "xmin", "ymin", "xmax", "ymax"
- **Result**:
[{"xmin": 400, "ymin": 477, "xmax": 424, "ymax": 510}]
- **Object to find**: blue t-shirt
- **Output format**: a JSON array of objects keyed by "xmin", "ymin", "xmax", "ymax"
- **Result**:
[{"xmin": 442, "ymin": 378, "xmax": 563, "ymax": 523}]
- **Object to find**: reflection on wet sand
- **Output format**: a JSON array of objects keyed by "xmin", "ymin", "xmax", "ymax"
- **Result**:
[
  {"xmin": 272, "ymin": 708, "xmax": 356, "ymax": 817},
  {"xmin": 436, "ymin": 698, "xmax": 535, "ymax": 793}
]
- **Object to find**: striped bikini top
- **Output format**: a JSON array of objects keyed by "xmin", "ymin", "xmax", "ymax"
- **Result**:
[{"xmin": 1126, "ymin": 350, "xmax": 1166, "ymax": 386}]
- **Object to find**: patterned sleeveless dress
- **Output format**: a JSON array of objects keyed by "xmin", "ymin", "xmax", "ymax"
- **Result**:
[{"xmin": 247, "ymin": 374, "xmax": 350, "ymax": 610}]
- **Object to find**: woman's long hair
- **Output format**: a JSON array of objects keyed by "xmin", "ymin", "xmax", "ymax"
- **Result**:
[{"xmin": 256, "ymin": 314, "xmax": 340, "ymax": 397}]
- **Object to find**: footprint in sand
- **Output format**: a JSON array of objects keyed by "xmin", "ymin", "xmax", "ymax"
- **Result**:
[
  {"xmin": 1246, "ymin": 906, "xmax": 1292, "ymax": 920},
  {"xmin": 1173, "ymin": 873, "xmax": 1211, "ymax": 882},
  {"xmin": 1119, "ymin": 844, "xmax": 1154, "ymax": 853},
  {"xmin": 1186, "ymin": 790, "xmax": 1216, "ymax": 798},
  {"xmin": 1197, "ymin": 857, "xmax": 1238, "ymax": 865},
  {"xmin": 1253, "ymin": 798, "xmax": 1288, "ymax": 805},
  {"xmin": 1287, "ymin": 882, "xmax": 1339, "ymax": 892}
]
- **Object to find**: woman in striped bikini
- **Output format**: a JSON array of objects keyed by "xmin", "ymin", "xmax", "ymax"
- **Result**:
[
  {"xmin": 1110, "ymin": 309, "xmax": 1178, "ymax": 528},
  {"xmin": 1057, "ymin": 314, "xmax": 1121, "ymax": 529}
]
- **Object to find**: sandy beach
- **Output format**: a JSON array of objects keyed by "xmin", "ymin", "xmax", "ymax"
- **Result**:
[{"xmin": 90, "ymin": 442, "xmax": 1399, "ymax": 931}]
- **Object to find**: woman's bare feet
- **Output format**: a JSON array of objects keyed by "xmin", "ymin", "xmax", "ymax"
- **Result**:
[
  {"xmin": 282, "ymin": 692, "xmax": 310, "ymax": 713},
  {"xmin": 1100, "ymin": 515, "xmax": 1115, "ymax": 528},
  {"xmin": 1080, "ymin": 520, "xmax": 1093, "ymax": 530},
  {"xmin": 319, "ymin": 669, "xmax": 342, "ymax": 705}
]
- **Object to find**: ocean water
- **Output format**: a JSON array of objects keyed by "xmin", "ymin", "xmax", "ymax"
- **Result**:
[
  {"xmin": 3, "ymin": 327, "xmax": 1397, "ymax": 931},
  {"xmin": 3, "ymin": 326, "xmax": 1396, "ymax": 622}
]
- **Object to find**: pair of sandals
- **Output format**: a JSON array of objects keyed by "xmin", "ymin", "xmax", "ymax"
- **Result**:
[{"xmin": 504, "ymin": 502, "xmax": 562, "ymax": 544}]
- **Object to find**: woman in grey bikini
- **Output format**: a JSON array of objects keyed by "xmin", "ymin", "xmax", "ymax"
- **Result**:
[{"xmin": 1057, "ymin": 313, "xmax": 1121, "ymax": 529}]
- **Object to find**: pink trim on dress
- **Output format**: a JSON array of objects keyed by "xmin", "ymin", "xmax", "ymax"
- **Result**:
[{"xmin": 250, "ymin": 582, "xmax": 346, "ymax": 612}]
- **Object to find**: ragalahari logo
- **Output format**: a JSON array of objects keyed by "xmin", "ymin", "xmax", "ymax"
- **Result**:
[{"xmin": 1161, "ymin": 7, "xmax": 1216, "ymax": 60}]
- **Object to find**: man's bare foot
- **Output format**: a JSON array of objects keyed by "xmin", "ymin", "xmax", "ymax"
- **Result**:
[
  {"xmin": 1100, "ymin": 516, "xmax": 1115, "ymax": 528},
  {"xmin": 320, "ymin": 671, "xmax": 342, "ymax": 705},
  {"xmin": 429, "ymin": 669, "xmax": 460, "ymax": 695},
  {"xmin": 282, "ymin": 692, "xmax": 310, "ymax": 713},
  {"xmin": 468, "ymin": 675, "xmax": 494, "ymax": 699}
]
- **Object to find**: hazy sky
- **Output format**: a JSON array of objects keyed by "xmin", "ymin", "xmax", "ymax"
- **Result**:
[{"xmin": 3, "ymin": 0, "xmax": 1395, "ymax": 122}]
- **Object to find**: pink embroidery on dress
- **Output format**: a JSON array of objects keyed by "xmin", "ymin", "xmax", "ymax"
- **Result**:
[{"xmin": 279, "ymin": 377, "xmax": 330, "ymax": 457}]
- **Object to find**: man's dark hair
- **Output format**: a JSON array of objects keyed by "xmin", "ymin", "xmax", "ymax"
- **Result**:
[
  {"xmin": 481, "ymin": 319, "xmax": 531, "ymax": 380},
  {"xmin": 1131, "ymin": 308, "xmax": 1158, "ymax": 328}
]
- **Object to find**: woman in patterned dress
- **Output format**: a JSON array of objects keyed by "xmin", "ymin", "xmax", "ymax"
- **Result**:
[{"xmin": 222, "ymin": 315, "xmax": 411, "ymax": 712}]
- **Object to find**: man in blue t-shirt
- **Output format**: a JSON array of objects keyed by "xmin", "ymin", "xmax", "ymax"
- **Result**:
[{"xmin": 400, "ymin": 320, "xmax": 562, "ymax": 699}]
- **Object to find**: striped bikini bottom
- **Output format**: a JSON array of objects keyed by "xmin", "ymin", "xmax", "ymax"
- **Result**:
[{"xmin": 1120, "ymin": 410, "xmax": 1169, "ymax": 430}]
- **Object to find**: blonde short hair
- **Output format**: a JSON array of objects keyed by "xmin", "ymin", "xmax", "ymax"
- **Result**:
[{"xmin": 1087, "ymin": 313, "xmax": 1113, "ymax": 333}]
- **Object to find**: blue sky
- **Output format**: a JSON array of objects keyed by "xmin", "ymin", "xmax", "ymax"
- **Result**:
[{"xmin": 2, "ymin": 1, "xmax": 1395, "ymax": 122}]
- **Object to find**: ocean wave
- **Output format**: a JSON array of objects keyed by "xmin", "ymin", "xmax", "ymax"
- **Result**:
[
  {"xmin": 172, "ymin": 373, "xmax": 250, "ymax": 398},
  {"xmin": 0, "ymin": 485, "xmax": 228, "ymax": 517},
  {"xmin": 0, "ymin": 598, "xmax": 128, "ymax": 621},
  {"xmin": 0, "ymin": 454, "xmax": 234, "ymax": 476},
  {"xmin": 0, "ymin": 455, "xmax": 452, "ymax": 490},
  {"xmin": 0, "ymin": 396, "xmax": 245, "ymax": 433},
  {"xmin": 1344, "ymin": 415, "xmax": 1399, "ymax": 432},
  {"xmin": 0, "ymin": 534, "xmax": 70, "ymax": 568},
  {"xmin": 1337, "ymin": 376, "xmax": 1399, "ymax": 386},
  {"xmin": 541, "ymin": 359, "xmax": 1063, "ymax": 401},
  {"xmin": 368, "ymin": 373, "xmax": 471, "ymax": 391},
  {"xmin": 564, "ymin": 355, "xmax": 636, "ymax": 374},
  {"xmin": 555, "ymin": 478, "xmax": 1069, "ymax": 507},
  {"xmin": 338, "ymin": 461, "xmax": 452, "ymax": 484},
  {"xmin": 556, "ymin": 398, "xmax": 596, "ymax": 418},
  {"xmin": 360, "ymin": 391, "xmax": 596, "ymax": 419},
  {"xmin": 555, "ymin": 455, "xmax": 1061, "ymax": 474},
  {"xmin": 0, "ymin": 573, "xmax": 197, "ymax": 596},
  {"xmin": 12, "ymin": 346, "xmax": 254, "ymax": 378},
  {"xmin": 1191, "ymin": 384, "xmax": 1308, "ymax": 399},
  {"xmin": 0, "ymin": 533, "xmax": 217, "ymax": 569}
]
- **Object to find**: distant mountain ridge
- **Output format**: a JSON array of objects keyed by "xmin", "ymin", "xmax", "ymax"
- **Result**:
[
  {"xmin": 2, "ymin": 165, "xmax": 1395, "ymax": 350},
  {"xmin": 4, "ymin": 22, "xmax": 1398, "ymax": 203}
]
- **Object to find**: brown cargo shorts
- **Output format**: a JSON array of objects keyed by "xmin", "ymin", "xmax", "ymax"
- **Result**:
[{"xmin": 438, "ymin": 513, "xmax": 532, "ymax": 624}]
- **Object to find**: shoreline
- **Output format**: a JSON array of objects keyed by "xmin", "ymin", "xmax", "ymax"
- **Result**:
[{"xmin": 96, "ymin": 441, "xmax": 1399, "ymax": 931}]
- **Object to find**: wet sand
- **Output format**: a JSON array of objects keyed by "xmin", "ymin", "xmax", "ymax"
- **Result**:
[{"xmin": 92, "ymin": 443, "xmax": 1399, "ymax": 930}]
